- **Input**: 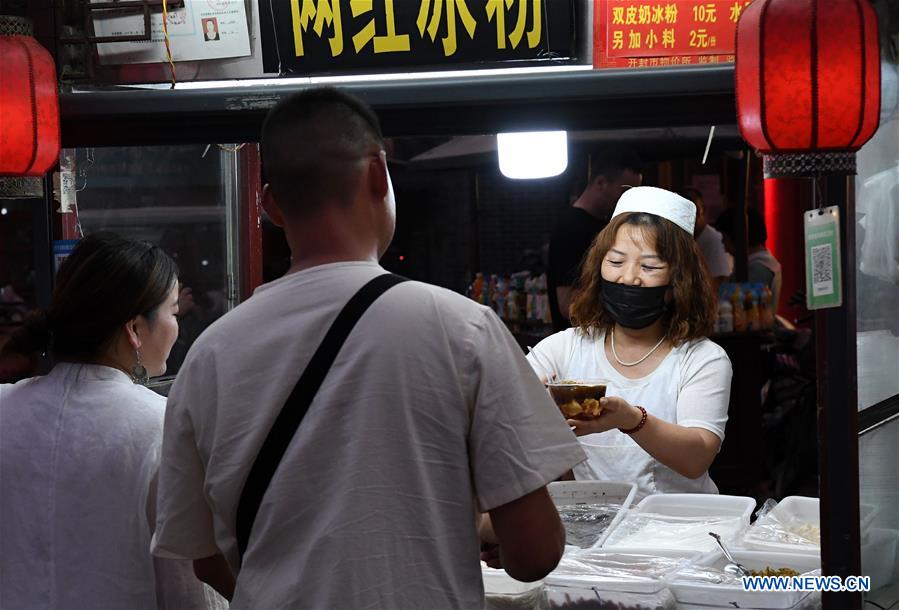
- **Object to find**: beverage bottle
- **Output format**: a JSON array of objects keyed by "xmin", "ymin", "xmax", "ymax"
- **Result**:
[
  {"xmin": 525, "ymin": 277, "xmax": 536, "ymax": 320},
  {"xmin": 537, "ymin": 274, "xmax": 552, "ymax": 324},
  {"xmin": 731, "ymin": 284, "xmax": 746, "ymax": 331},
  {"xmin": 495, "ymin": 276, "xmax": 508, "ymax": 319},
  {"xmin": 746, "ymin": 291, "xmax": 760, "ymax": 331},
  {"xmin": 717, "ymin": 299, "xmax": 734, "ymax": 333},
  {"xmin": 472, "ymin": 272, "xmax": 484, "ymax": 303},
  {"xmin": 507, "ymin": 286, "xmax": 520, "ymax": 321}
]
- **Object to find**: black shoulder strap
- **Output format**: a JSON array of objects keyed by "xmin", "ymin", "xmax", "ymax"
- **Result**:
[{"xmin": 235, "ymin": 273, "xmax": 409, "ymax": 561}]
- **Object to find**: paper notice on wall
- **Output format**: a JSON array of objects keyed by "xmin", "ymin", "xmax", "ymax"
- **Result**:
[{"xmin": 92, "ymin": 0, "xmax": 251, "ymax": 65}]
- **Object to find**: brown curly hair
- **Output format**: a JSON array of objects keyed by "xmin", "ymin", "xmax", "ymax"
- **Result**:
[{"xmin": 569, "ymin": 212, "xmax": 717, "ymax": 345}]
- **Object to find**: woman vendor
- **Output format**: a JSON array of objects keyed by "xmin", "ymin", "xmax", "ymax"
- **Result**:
[{"xmin": 527, "ymin": 186, "xmax": 732, "ymax": 499}]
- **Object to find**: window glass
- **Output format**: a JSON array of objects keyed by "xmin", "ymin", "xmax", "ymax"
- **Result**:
[
  {"xmin": 70, "ymin": 145, "xmax": 241, "ymax": 381},
  {"xmin": 855, "ymin": 117, "xmax": 899, "ymax": 410}
]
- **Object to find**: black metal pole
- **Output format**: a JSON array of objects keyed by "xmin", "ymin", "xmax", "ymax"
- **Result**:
[
  {"xmin": 31, "ymin": 176, "xmax": 54, "ymax": 375},
  {"xmin": 733, "ymin": 151, "xmax": 750, "ymax": 282},
  {"xmin": 816, "ymin": 173, "xmax": 861, "ymax": 610}
]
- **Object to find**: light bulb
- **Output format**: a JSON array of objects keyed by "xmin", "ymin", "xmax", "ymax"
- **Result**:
[{"xmin": 497, "ymin": 131, "xmax": 568, "ymax": 179}]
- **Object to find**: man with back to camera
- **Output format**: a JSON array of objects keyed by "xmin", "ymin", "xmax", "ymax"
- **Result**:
[
  {"xmin": 150, "ymin": 87, "xmax": 586, "ymax": 609},
  {"xmin": 547, "ymin": 148, "xmax": 643, "ymax": 331}
]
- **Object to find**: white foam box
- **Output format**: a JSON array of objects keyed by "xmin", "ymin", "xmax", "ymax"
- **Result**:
[
  {"xmin": 742, "ymin": 496, "xmax": 877, "ymax": 556},
  {"xmin": 548, "ymin": 481, "xmax": 637, "ymax": 548},
  {"xmin": 602, "ymin": 493, "xmax": 756, "ymax": 556},
  {"xmin": 670, "ymin": 548, "xmax": 820, "ymax": 609},
  {"xmin": 481, "ymin": 564, "xmax": 543, "ymax": 610},
  {"xmin": 541, "ymin": 550, "xmax": 680, "ymax": 610}
]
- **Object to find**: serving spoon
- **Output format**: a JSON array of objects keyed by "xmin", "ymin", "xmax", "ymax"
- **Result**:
[{"xmin": 709, "ymin": 532, "xmax": 751, "ymax": 578}]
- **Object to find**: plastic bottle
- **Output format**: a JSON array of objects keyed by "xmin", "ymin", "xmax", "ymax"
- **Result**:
[
  {"xmin": 717, "ymin": 299, "xmax": 734, "ymax": 333},
  {"xmin": 507, "ymin": 285, "xmax": 520, "ymax": 321},
  {"xmin": 536, "ymin": 273, "xmax": 552, "ymax": 324},
  {"xmin": 495, "ymin": 276, "xmax": 508, "ymax": 319},
  {"xmin": 472, "ymin": 272, "xmax": 484, "ymax": 303},
  {"xmin": 731, "ymin": 284, "xmax": 746, "ymax": 332}
]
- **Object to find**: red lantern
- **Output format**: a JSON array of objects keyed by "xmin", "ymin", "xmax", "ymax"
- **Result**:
[
  {"xmin": 0, "ymin": 34, "xmax": 60, "ymax": 176},
  {"xmin": 736, "ymin": 0, "xmax": 881, "ymax": 177}
]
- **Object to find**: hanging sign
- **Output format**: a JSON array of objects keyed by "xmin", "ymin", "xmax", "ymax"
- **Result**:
[
  {"xmin": 804, "ymin": 206, "xmax": 843, "ymax": 310},
  {"xmin": 258, "ymin": 0, "xmax": 577, "ymax": 75},
  {"xmin": 594, "ymin": 0, "xmax": 752, "ymax": 69}
]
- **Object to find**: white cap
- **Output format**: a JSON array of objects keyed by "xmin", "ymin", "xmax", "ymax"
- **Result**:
[{"xmin": 611, "ymin": 186, "xmax": 696, "ymax": 235}]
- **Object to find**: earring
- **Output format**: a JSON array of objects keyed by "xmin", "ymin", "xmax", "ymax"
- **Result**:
[{"xmin": 130, "ymin": 349, "xmax": 149, "ymax": 385}]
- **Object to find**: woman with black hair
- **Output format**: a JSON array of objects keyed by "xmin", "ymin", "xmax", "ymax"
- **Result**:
[{"xmin": 0, "ymin": 232, "xmax": 222, "ymax": 609}]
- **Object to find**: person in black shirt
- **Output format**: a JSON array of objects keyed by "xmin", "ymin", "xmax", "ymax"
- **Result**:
[{"xmin": 547, "ymin": 149, "xmax": 643, "ymax": 331}]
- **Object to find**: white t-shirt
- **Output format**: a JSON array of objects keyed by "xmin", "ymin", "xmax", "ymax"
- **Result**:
[
  {"xmin": 696, "ymin": 225, "xmax": 734, "ymax": 278},
  {"xmin": 152, "ymin": 261, "xmax": 585, "ymax": 610},
  {"xmin": 0, "ymin": 363, "xmax": 220, "ymax": 610},
  {"xmin": 526, "ymin": 329, "xmax": 732, "ymax": 499}
]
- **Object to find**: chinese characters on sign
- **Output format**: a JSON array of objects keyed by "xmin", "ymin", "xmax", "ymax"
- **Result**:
[
  {"xmin": 260, "ymin": 0, "xmax": 576, "ymax": 74},
  {"xmin": 595, "ymin": 0, "xmax": 753, "ymax": 70}
]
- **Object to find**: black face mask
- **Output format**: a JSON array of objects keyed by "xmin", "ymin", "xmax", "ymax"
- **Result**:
[{"xmin": 600, "ymin": 279, "xmax": 670, "ymax": 329}]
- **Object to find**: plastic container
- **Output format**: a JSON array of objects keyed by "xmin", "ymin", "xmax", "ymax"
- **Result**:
[
  {"xmin": 549, "ymin": 481, "xmax": 638, "ymax": 549},
  {"xmin": 541, "ymin": 550, "xmax": 680, "ymax": 610},
  {"xmin": 602, "ymin": 494, "xmax": 756, "ymax": 556},
  {"xmin": 482, "ymin": 564, "xmax": 543, "ymax": 610},
  {"xmin": 670, "ymin": 548, "xmax": 820, "ymax": 609},
  {"xmin": 634, "ymin": 494, "xmax": 757, "ymax": 520},
  {"xmin": 742, "ymin": 496, "xmax": 877, "ymax": 556}
]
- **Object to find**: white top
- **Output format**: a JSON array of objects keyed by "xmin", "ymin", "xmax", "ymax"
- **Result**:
[
  {"xmin": 0, "ymin": 363, "xmax": 220, "ymax": 610},
  {"xmin": 152, "ymin": 261, "xmax": 585, "ymax": 610},
  {"xmin": 696, "ymin": 225, "xmax": 734, "ymax": 278},
  {"xmin": 527, "ymin": 329, "xmax": 732, "ymax": 500}
]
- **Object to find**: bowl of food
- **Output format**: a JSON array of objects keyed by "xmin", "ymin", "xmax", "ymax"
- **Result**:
[{"xmin": 546, "ymin": 380, "xmax": 607, "ymax": 420}]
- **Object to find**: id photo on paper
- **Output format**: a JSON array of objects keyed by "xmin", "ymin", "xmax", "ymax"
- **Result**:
[{"xmin": 202, "ymin": 17, "xmax": 220, "ymax": 41}]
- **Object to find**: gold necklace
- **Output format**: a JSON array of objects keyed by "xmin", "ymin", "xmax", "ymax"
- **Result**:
[{"xmin": 610, "ymin": 327, "xmax": 667, "ymax": 367}]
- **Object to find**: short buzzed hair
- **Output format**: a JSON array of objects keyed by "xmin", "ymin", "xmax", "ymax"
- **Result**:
[{"xmin": 261, "ymin": 87, "xmax": 384, "ymax": 217}]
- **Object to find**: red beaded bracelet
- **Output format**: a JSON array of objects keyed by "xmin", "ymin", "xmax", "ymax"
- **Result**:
[{"xmin": 619, "ymin": 406, "xmax": 648, "ymax": 435}]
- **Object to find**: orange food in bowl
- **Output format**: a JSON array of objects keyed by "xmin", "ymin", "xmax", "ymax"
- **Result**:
[{"xmin": 546, "ymin": 382, "xmax": 607, "ymax": 420}]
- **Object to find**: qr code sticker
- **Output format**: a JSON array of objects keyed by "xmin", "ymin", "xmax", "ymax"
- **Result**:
[{"xmin": 811, "ymin": 243, "xmax": 833, "ymax": 296}]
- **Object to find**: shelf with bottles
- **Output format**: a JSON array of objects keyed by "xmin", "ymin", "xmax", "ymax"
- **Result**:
[
  {"xmin": 465, "ymin": 270, "xmax": 553, "ymax": 329},
  {"xmin": 714, "ymin": 282, "xmax": 776, "ymax": 335}
]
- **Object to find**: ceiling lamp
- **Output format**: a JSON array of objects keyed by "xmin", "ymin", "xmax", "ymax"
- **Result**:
[
  {"xmin": 736, "ymin": 0, "xmax": 881, "ymax": 178},
  {"xmin": 497, "ymin": 131, "xmax": 568, "ymax": 180},
  {"xmin": 0, "ymin": 16, "xmax": 60, "ymax": 176}
]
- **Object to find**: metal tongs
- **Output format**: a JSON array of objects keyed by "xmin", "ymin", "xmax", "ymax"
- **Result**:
[{"xmin": 708, "ymin": 532, "xmax": 751, "ymax": 577}]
